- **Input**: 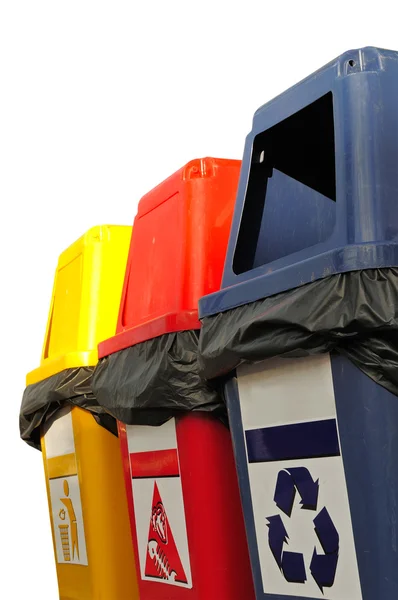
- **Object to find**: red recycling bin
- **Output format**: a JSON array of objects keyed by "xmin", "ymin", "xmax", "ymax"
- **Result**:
[{"xmin": 99, "ymin": 157, "xmax": 255, "ymax": 599}]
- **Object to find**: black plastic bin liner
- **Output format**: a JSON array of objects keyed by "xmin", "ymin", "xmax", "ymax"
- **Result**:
[
  {"xmin": 20, "ymin": 366, "xmax": 117, "ymax": 451},
  {"xmin": 199, "ymin": 268, "xmax": 398, "ymax": 398},
  {"xmin": 92, "ymin": 329, "xmax": 225, "ymax": 426}
]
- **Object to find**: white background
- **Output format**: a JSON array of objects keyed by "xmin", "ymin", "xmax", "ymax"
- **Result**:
[{"xmin": 0, "ymin": 2, "xmax": 396, "ymax": 597}]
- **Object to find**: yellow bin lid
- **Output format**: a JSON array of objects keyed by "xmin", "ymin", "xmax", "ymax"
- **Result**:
[{"xmin": 26, "ymin": 225, "xmax": 132, "ymax": 386}]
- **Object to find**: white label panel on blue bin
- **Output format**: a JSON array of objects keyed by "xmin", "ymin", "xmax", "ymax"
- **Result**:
[{"xmin": 237, "ymin": 354, "xmax": 362, "ymax": 600}]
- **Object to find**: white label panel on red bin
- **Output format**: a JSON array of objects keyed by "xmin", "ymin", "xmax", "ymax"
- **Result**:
[
  {"xmin": 127, "ymin": 419, "xmax": 192, "ymax": 588},
  {"xmin": 237, "ymin": 354, "xmax": 363, "ymax": 600},
  {"xmin": 48, "ymin": 475, "xmax": 88, "ymax": 566}
]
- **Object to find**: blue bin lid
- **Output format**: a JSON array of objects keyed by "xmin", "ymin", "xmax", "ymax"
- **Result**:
[{"xmin": 200, "ymin": 47, "xmax": 398, "ymax": 318}]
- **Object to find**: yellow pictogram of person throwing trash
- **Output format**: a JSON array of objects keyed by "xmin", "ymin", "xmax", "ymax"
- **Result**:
[{"xmin": 58, "ymin": 479, "xmax": 80, "ymax": 562}]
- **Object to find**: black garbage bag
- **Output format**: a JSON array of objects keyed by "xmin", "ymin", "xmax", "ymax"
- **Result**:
[
  {"xmin": 198, "ymin": 268, "xmax": 398, "ymax": 398},
  {"xmin": 92, "ymin": 329, "xmax": 226, "ymax": 426},
  {"xmin": 20, "ymin": 366, "xmax": 118, "ymax": 451}
]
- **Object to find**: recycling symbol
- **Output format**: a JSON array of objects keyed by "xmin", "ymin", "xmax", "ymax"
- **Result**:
[{"xmin": 266, "ymin": 467, "xmax": 339, "ymax": 592}]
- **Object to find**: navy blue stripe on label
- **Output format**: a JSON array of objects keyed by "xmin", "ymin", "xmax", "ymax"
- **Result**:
[{"xmin": 246, "ymin": 418, "xmax": 340, "ymax": 463}]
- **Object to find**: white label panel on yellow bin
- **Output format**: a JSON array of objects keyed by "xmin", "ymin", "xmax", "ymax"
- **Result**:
[
  {"xmin": 49, "ymin": 475, "xmax": 88, "ymax": 566},
  {"xmin": 44, "ymin": 408, "xmax": 88, "ymax": 567},
  {"xmin": 44, "ymin": 406, "xmax": 75, "ymax": 458},
  {"xmin": 127, "ymin": 420, "xmax": 192, "ymax": 588},
  {"xmin": 237, "ymin": 354, "xmax": 363, "ymax": 600}
]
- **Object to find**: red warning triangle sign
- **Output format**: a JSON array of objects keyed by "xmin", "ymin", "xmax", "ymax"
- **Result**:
[{"xmin": 145, "ymin": 481, "xmax": 188, "ymax": 584}]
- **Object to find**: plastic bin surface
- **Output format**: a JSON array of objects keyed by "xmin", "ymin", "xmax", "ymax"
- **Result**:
[
  {"xmin": 25, "ymin": 225, "xmax": 138, "ymax": 599},
  {"xmin": 42, "ymin": 406, "xmax": 139, "ymax": 600},
  {"xmin": 199, "ymin": 47, "xmax": 398, "ymax": 318},
  {"xmin": 223, "ymin": 353, "xmax": 398, "ymax": 599},
  {"xmin": 99, "ymin": 157, "xmax": 240, "ymax": 357},
  {"xmin": 197, "ymin": 48, "xmax": 398, "ymax": 598},
  {"xmin": 119, "ymin": 413, "xmax": 255, "ymax": 600},
  {"xmin": 95, "ymin": 163, "xmax": 254, "ymax": 598},
  {"xmin": 27, "ymin": 225, "xmax": 132, "ymax": 383}
]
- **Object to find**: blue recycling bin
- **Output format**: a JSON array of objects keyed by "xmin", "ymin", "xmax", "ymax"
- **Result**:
[{"xmin": 199, "ymin": 47, "xmax": 398, "ymax": 600}]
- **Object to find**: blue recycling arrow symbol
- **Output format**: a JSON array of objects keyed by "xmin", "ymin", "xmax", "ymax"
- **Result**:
[
  {"xmin": 266, "ymin": 467, "xmax": 339, "ymax": 592},
  {"xmin": 274, "ymin": 467, "xmax": 319, "ymax": 516}
]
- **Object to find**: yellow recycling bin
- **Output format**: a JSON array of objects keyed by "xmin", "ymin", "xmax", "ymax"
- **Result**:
[{"xmin": 24, "ymin": 225, "xmax": 139, "ymax": 600}]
